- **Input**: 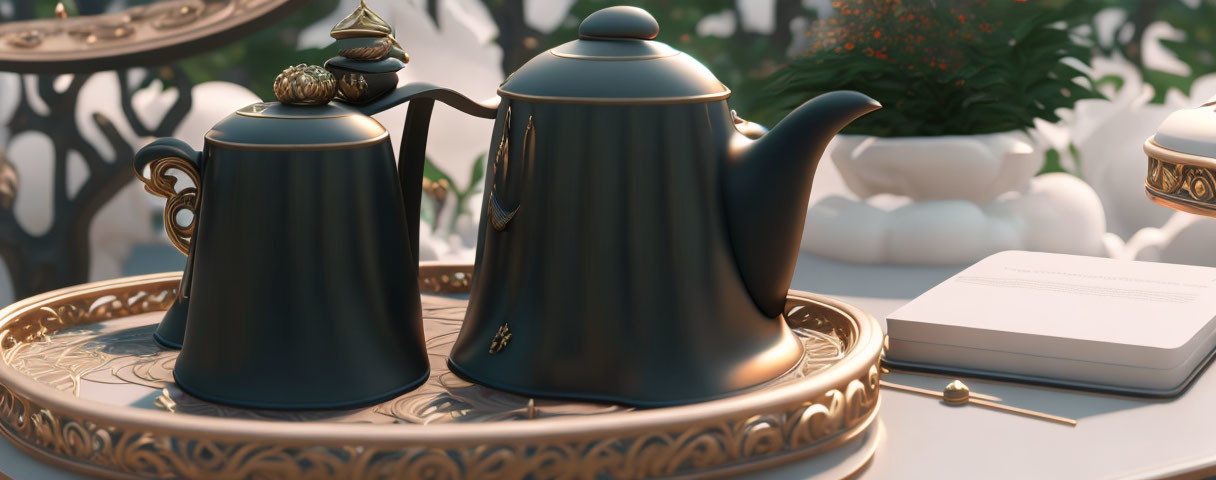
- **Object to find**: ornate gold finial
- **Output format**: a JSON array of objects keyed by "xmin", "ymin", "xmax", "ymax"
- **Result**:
[
  {"xmin": 330, "ymin": 0, "xmax": 394, "ymax": 39},
  {"xmin": 329, "ymin": 0, "xmax": 407, "ymax": 63},
  {"xmin": 54, "ymin": 2, "xmax": 68, "ymax": 19},
  {"xmin": 273, "ymin": 64, "xmax": 336, "ymax": 106},
  {"xmin": 489, "ymin": 322, "xmax": 511, "ymax": 354}
]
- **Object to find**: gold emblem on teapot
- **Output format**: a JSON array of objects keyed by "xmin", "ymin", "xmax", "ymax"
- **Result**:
[{"xmin": 489, "ymin": 323, "xmax": 512, "ymax": 355}]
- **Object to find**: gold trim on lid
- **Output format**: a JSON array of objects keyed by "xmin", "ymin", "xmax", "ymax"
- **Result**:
[
  {"xmin": 1144, "ymin": 138, "xmax": 1216, "ymax": 218},
  {"xmin": 1145, "ymin": 138, "xmax": 1216, "ymax": 169},
  {"xmin": 496, "ymin": 87, "xmax": 731, "ymax": 105},
  {"xmin": 549, "ymin": 49, "xmax": 679, "ymax": 61},
  {"xmin": 204, "ymin": 131, "xmax": 389, "ymax": 151},
  {"xmin": 234, "ymin": 104, "xmax": 350, "ymax": 120}
]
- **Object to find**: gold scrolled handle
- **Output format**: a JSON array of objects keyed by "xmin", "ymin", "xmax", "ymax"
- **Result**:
[{"xmin": 133, "ymin": 138, "xmax": 202, "ymax": 255}]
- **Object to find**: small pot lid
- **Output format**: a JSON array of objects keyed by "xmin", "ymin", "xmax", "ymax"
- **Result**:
[
  {"xmin": 498, "ymin": 6, "xmax": 729, "ymax": 104},
  {"xmin": 204, "ymin": 64, "xmax": 387, "ymax": 150},
  {"xmin": 205, "ymin": 102, "xmax": 387, "ymax": 150},
  {"xmin": 1152, "ymin": 97, "xmax": 1216, "ymax": 158}
]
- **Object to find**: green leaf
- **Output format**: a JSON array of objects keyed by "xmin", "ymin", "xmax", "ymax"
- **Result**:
[
  {"xmin": 1038, "ymin": 148, "xmax": 1067, "ymax": 175},
  {"xmin": 1069, "ymin": 142, "xmax": 1083, "ymax": 178},
  {"xmin": 423, "ymin": 159, "xmax": 452, "ymax": 184}
]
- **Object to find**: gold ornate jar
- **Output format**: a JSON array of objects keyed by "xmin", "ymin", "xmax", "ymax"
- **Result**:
[{"xmin": 1144, "ymin": 99, "xmax": 1216, "ymax": 217}]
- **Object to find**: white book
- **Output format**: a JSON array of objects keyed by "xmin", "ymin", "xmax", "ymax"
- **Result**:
[{"xmin": 885, "ymin": 251, "xmax": 1216, "ymax": 396}]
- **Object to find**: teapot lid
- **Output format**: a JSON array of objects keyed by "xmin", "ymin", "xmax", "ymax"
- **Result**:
[
  {"xmin": 498, "ymin": 6, "xmax": 730, "ymax": 104},
  {"xmin": 1152, "ymin": 97, "xmax": 1216, "ymax": 158},
  {"xmin": 204, "ymin": 64, "xmax": 387, "ymax": 150},
  {"xmin": 205, "ymin": 102, "xmax": 386, "ymax": 150}
]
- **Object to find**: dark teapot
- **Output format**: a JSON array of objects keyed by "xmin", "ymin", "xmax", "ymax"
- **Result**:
[
  {"xmin": 133, "ymin": 5, "xmax": 496, "ymax": 409},
  {"xmin": 446, "ymin": 6, "xmax": 880, "ymax": 406}
]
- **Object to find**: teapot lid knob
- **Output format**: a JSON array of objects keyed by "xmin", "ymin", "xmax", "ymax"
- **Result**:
[
  {"xmin": 273, "ymin": 64, "xmax": 336, "ymax": 106},
  {"xmin": 578, "ymin": 6, "xmax": 659, "ymax": 40}
]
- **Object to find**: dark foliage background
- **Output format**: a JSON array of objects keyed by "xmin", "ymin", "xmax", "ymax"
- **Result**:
[{"xmin": 751, "ymin": 0, "xmax": 1104, "ymax": 137}]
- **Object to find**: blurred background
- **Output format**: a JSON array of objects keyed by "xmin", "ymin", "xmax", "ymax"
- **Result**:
[{"xmin": 0, "ymin": 0, "xmax": 1214, "ymax": 305}]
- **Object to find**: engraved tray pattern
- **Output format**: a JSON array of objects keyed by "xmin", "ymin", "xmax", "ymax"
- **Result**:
[
  {"xmin": 0, "ymin": 265, "xmax": 884, "ymax": 479},
  {"xmin": 6, "ymin": 298, "xmax": 846, "ymax": 425}
]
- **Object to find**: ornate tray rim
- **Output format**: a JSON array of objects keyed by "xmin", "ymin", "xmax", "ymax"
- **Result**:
[{"xmin": 0, "ymin": 264, "xmax": 884, "ymax": 479}]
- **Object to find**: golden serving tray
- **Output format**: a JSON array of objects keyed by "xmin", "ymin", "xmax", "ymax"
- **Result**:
[{"xmin": 0, "ymin": 264, "xmax": 883, "ymax": 479}]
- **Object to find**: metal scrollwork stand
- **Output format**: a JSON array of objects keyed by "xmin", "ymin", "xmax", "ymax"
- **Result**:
[
  {"xmin": 0, "ymin": 67, "xmax": 193, "ymax": 301},
  {"xmin": 0, "ymin": 0, "xmax": 301, "ymax": 302}
]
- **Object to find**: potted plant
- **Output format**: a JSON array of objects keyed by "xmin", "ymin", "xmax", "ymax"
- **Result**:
[{"xmin": 751, "ymin": 0, "xmax": 1112, "ymax": 265}]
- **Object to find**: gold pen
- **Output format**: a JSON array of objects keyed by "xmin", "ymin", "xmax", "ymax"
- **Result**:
[{"xmin": 881, "ymin": 379, "xmax": 1077, "ymax": 427}]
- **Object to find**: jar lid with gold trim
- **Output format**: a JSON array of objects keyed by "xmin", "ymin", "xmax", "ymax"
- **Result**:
[
  {"xmin": 497, "ymin": 6, "xmax": 730, "ymax": 105},
  {"xmin": 1144, "ymin": 97, "xmax": 1216, "ymax": 217},
  {"xmin": 1152, "ymin": 97, "xmax": 1216, "ymax": 158}
]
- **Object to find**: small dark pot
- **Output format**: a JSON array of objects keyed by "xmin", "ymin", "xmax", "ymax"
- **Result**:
[
  {"xmin": 178, "ymin": 143, "xmax": 427, "ymax": 409},
  {"xmin": 133, "ymin": 103, "xmax": 429, "ymax": 410}
]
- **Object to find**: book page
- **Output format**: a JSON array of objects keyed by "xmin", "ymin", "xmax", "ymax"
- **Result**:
[{"xmin": 889, "ymin": 251, "xmax": 1216, "ymax": 351}]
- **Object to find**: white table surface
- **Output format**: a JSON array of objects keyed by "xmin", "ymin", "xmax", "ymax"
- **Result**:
[{"xmin": 4, "ymin": 252, "xmax": 1214, "ymax": 479}]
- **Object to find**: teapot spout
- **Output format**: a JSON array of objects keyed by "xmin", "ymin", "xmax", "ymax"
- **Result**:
[{"xmin": 724, "ymin": 91, "xmax": 879, "ymax": 317}]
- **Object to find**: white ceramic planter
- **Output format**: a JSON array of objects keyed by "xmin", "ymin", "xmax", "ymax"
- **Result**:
[
  {"xmin": 802, "ymin": 173, "xmax": 1110, "ymax": 266},
  {"xmin": 831, "ymin": 131, "xmax": 1042, "ymax": 204},
  {"xmin": 801, "ymin": 129, "xmax": 1110, "ymax": 266}
]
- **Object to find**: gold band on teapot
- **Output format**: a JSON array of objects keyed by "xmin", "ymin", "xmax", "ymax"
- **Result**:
[
  {"xmin": 496, "ymin": 88, "xmax": 732, "ymax": 106},
  {"xmin": 1144, "ymin": 138, "xmax": 1216, "ymax": 218},
  {"xmin": 134, "ymin": 156, "xmax": 200, "ymax": 255}
]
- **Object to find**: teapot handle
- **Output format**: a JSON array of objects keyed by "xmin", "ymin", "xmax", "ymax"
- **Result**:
[
  {"xmin": 356, "ymin": 83, "xmax": 499, "ymax": 262},
  {"xmin": 356, "ymin": 82, "xmax": 499, "ymax": 119},
  {"xmin": 134, "ymin": 138, "xmax": 202, "ymax": 255}
]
